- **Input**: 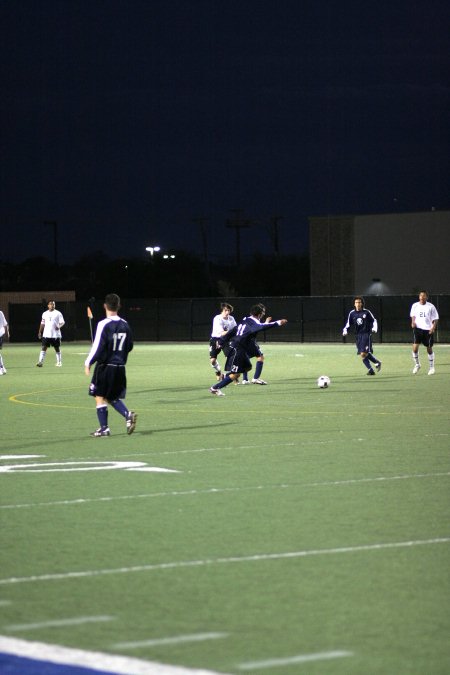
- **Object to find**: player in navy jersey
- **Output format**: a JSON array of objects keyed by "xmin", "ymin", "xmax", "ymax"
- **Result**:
[
  {"xmin": 239, "ymin": 303, "xmax": 270, "ymax": 385},
  {"xmin": 209, "ymin": 304, "xmax": 287, "ymax": 395},
  {"xmin": 84, "ymin": 293, "xmax": 137, "ymax": 436},
  {"xmin": 343, "ymin": 297, "xmax": 382, "ymax": 376}
]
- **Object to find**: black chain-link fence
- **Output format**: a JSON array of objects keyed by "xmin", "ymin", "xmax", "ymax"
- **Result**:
[{"xmin": 9, "ymin": 295, "xmax": 449, "ymax": 343}]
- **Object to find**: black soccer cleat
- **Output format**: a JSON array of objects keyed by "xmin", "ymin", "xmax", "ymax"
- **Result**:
[
  {"xmin": 367, "ymin": 370, "xmax": 375, "ymax": 376},
  {"xmin": 376, "ymin": 361, "xmax": 382, "ymax": 372}
]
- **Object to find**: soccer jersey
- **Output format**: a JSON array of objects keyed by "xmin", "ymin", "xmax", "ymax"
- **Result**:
[
  {"xmin": 410, "ymin": 301, "xmax": 439, "ymax": 330},
  {"xmin": 344, "ymin": 309, "xmax": 378, "ymax": 335},
  {"xmin": 40, "ymin": 309, "xmax": 65, "ymax": 338},
  {"xmin": 0, "ymin": 311, "xmax": 7, "ymax": 338},
  {"xmin": 211, "ymin": 313, "xmax": 237, "ymax": 338},
  {"xmin": 85, "ymin": 315, "xmax": 133, "ymax": 367},
  {"xmin": 226, "ymin": 316, "xmax": 282, "ymax": 349}
]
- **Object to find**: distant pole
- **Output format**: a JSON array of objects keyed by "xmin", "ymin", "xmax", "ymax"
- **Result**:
[
  {"xmin": 44, "ymin": 220, "xmax": 58, "ymax": 265},
  {"xmin": 192, "ymin": 217, "xmax": 210, "ymax": 265},
  {"xmin": 269, "ymin": 215, "xmax": 283, "ymax": 255},
  {"xmin": 226, "ymin": 209, "xmax": 252, "ymax": 266}
]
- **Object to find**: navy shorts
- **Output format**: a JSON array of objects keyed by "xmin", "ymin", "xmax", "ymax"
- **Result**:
[
  {"xmin": 224, "ymin": 346, "xmax": 252, "ymax": 374},
  {"xmin": 246, "ymin": 342, "xmax": 263, "ymax": 359},
  {"xmin": 412, "ymin": 327, "xmax": 434, "ymax": 348},
  {"xmin": 356, "ymin": 333, "xmax": 373, "ymax": 355},
  {"xmin": 89, "ymin": 363, "xmax": 127, "ymax": 400}
]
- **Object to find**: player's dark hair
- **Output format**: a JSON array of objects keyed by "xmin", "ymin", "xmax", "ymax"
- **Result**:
[
  {"xmin": 105, "ymin": 293, "xmax": 121, "ymax": 311},
  {"xmin": 221, "ymin": 303, "xmax": 233, "ymax": 312},
  {"xmin": 250, "ymin": 303, "xmax": 265, "ymax": 318},
  {"xmin": 354, "ymin": 296, "xmax": 365, "ymax": 306},
  {"xmin": 418, "ymin": 290, "xmax": 428, "ymax": 297}
]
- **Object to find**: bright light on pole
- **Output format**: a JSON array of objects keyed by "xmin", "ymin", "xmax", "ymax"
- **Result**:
[
  {"xmin": 163, "ymin": 254, "xmax": 176, "ymax": 259},
  {"xmin": 145, "ymin": 245, "xmax": 161, "ymax": 258}
]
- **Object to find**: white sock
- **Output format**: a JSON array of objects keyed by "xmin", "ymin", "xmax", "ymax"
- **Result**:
[
  {"xmin": 39, "ymin": 351, "xmax": 46, "ymax": 362},
  {"xmin": 56, "ymin": 352, "xmax": 62, "ymax": 364},
  {"xmin": 428, "ymin": 353, "xmax": 434, "ymax": 368},
  {"xmin": 412, "ymin": 351, "xmax": 419, "ymax": 364},
  {"xmin": 212, "ymin": 362, "xmax": 221, "ymax": 373}
]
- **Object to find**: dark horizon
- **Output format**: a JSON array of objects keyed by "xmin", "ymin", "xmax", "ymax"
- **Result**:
[{"xmin": 2, "ymin": 1, "xmax": 449, "ymax": 265}]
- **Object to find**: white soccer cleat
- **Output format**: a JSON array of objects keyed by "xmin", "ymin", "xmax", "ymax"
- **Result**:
[
  {"xmin": 210, "ymin": 387, "xmax": 225, "ymax": 396},
  {"xmin": 428, "ymin": 367, "xmax": 435, "ymax": 375},
  {"xmin": 55, "ymin": 363, "xmax": 62, "ymax": 367},
  {"xmin": 412, "ymin": 364, "xmax": 421, "ymax": 374},
  {"xmin": 240, "ymin": 380, "xmax": 250, "ymax": 385},
  {"xmin": 252, "ymin": 378, "xmax": 267, "ymax": 385}
]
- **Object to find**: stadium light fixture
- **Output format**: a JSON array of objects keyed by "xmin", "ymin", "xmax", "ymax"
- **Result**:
[{"xmin": 145, "ymin": 246, "xmax": 161, "ymax": 257}]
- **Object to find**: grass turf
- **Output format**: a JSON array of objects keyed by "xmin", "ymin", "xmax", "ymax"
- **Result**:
[{"xmin": 0, "ymin": 342, "xmax": 449, "ymax": 674}]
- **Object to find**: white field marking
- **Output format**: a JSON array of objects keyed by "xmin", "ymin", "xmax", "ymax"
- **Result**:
[
  {"xmin": 0, "ymin": 635, "xmax": 229, "ymax": 675},
  {"xmin": 237, "ymin": 650, "xmax": 353, "ymax": 669},
  {"xmin": 0, "ymin": 460, "xmax": 180, "ymax": 474},
  {"xmin": 5, "ymin": 615, "xmax": 115, "ymax": 632},
  {"xmin": 1, "ymin": 471, "xmax": 448, "ymax": 510},
  {"xmin": 0, "ymin": 538, "xmax": 448, "ymax": 587},
  {"xmin": 114, "ymin": 633, "xmax": 228, "ymax": 649},
  {"xmin": 0, "ymin": 455, "xmax": 44, "ymax": 460}
]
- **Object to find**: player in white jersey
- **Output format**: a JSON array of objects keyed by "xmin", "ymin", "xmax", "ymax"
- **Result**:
[
  {"xmin": 36, "ymin": 300, "xmax": 65, "ymax": 367},
  {"xmin": 410, "ymin": 291, "xmax": 439, "ymax": 375},
  {"xmin": 209, "ymin": 303, "xmax": 237, "ymax": 380},
  {"xmin": 0, "ymin": 309, "xmax": 9, "ymax": 374}
]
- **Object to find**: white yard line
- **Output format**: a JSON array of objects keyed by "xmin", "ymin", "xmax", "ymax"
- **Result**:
[
  {"xmin": 114, "ymin": 633, "xmax": 228, "ymax": 649},
  {"xmin": 5, "ymin": 615, "xmax": 115, "ymax": 631},
  {"xmin": 0, "ymin": 538, "xmax": 448, "ymax": 586},
  {"xmin": 237, "ymin": 650, "xmax": 353, "ymax": 669},
  {"xmin": 0, "ymin": 635, "xmax": 229, "ymax": 675},
  {"xmin": 1, "ymin": 471, "xmax": 448, "ymax": 510}
]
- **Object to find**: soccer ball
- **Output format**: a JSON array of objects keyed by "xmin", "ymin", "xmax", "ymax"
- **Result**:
[{"xmin": 317, "ymin": 375, "xmax": 331, "ymax": 388}]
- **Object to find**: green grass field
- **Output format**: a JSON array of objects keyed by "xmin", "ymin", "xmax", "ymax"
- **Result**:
[{"xmin": 0, "ymin": 342, "xmax": 449, "ymax": 674}]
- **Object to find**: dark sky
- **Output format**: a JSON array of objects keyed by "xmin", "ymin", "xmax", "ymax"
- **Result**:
[{"xmin": 2, "ymin": 0, "xmax": 449, "ymax": 264}]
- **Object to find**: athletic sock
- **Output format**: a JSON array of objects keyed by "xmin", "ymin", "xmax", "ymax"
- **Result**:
[
  {"xmin": 214, "ymin": 375, "xmax": 233, "ymax": 389},
  {"xmin": 412, "ymin": 351, "xmax": 420, "ymax": 365},
  {"xmin": 39, "ymin": 351, "xmax": 46, "ymax": 363},
  {"xmin": 56, "ymin": 352, "xmax": 62, "ymax": 365},
  {"xmin": 428, "ymin": 353, "xmax": 435, "ymax": 368},
  {"xmin": 254, "ymin": 361, "xmax": 263, "ymax": 379},
  {"xmin": 96, "ymin": 404, "xmax": 108, "ymax": 429},
  {"xmin": 367, "ymin": 353, "xmax": 378, "ymax": 364},
  {"xmin": 212, "ymin": 362, "xmax": 221, "ymax": 374},
  {"xmin": 242, "ymin": 372, "xmax": 249, "ymax": 381},
  {"xmin": 362, "ymin": 357, "xmax": 372, "ymax": 371},
  {"xmin": 0, "ymin": 355, "xmax": 3, "ymax": 369},
  {"xmin": 110, "ymin": 399, "xmax": 129, "ymax": 418}
]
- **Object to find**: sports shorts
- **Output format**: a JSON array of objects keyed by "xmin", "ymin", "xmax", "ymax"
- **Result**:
[
  {"xmin": 224, "ymin": 346, "xmax": 252, "ymax": 374},
  {"xmin": 355, "ymin": 333, "xmax": 373, "ymax": 355},
  {"xmin": 42, "ymin": 337, "xmax": 61, "ymax": 349},
  {"xmin": 89, "ymin": 363, "xmax": 127, "ymax": 400},
  {"xmin": 412, "ymin": 327, "xmax": 434, "ymax": 348}
]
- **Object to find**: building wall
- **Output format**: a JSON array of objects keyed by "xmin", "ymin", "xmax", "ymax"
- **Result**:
[
  {"xmin": 310, "ymin": 210, "xmax": 450, "ymax": 295},
  {"xmin": 0, "ymin": 291, "xmax": 76, "ymax": 322},
  {"xmin": 354, "ymin": 211, "xmax": 450, "ymax": 295},
  {"xmin": 309, "ymin": 215, "xmax": 354, "ymax": 295}
]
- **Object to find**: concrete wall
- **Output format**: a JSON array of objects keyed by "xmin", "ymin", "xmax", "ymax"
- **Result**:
[
  {"xmin": 354, "ymin": 211, "xmax": 450, "ymax": 295},
  {"xmin": 310, "ymin": 210, "xmax": 450, "ymax": 295}
]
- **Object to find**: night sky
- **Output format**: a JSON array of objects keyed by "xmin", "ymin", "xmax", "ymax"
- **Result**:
[{"xmin": 2, "ymin": 0, "xmax": 449, "ymax": 264}]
